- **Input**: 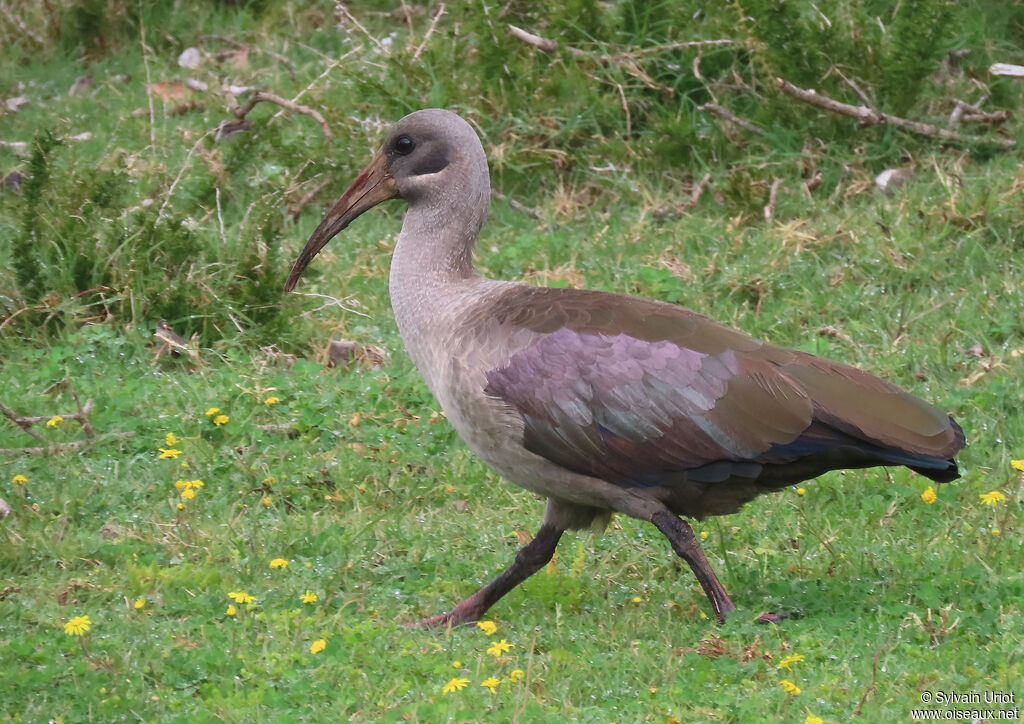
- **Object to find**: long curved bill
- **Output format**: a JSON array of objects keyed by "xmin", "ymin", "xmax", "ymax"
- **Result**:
[{"xmin": 284, "ymin": 153, "xmax": 399, "ymax": 292}]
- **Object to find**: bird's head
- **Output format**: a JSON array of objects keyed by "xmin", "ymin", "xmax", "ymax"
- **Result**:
[{"xmin": 284, "ymin": 108, "xmax": 487, "ymax": 292}]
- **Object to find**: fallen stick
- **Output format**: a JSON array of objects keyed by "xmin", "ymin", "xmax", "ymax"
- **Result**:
[
  {"xmin": 652, "ymin": 172, "xmax": 712, "ymax": 218},
  {"xmin": 776, "ymin": 78, "xmax": 1015, "ymax": 148},
  {"xmin": 684, "ymin": 172, "xmax": 712, "ymax": 211},
  {"xmin": 492, "ymin": 190, "xmax": 540, "ymax": 219},
  {"xmin": 288, "ymin": 177, "xmax": 334, "ymax": 220},
  {"xmin": 700, "ymin": 103, "xmax": 764, "ymax": 135},
  {"xmin": 989, "ymin": 63, "xmax": 1024, "ymax": 78},
  {"xmin": 0, "ymin": 390, "xmax": 132, "ymax": 455},
  {"xmin": 0, "ymin": 432, "xmax": 135, "ymax": 456},
  {"xmin": 952, "ymin": 99, "xmax": 1008, "ymax": 125},
  {"xmin": 763, "ymin": 178, "xmax": 783, "ymax": 222},
  {"xmin": 234, "ymin": 91, "xmax": 334, "ymax": 143},
  {"xmin": 508, "ymin": 24, "xmax": 731, "ymax": 60},
  {"xmin": 412, "ymin": 3, "xmax": 445, "ymax": 61},
  {"xmin": 507, "ymin": 25, "xmax": 731, "ymax": 95}
]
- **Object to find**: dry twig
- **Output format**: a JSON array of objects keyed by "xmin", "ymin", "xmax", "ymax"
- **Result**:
[
  {"xmin": 763, "ymin": 178, "xmax": 784, "ymax": 222},
  {"xmin": 700, "ymin": 103, "xmax": 764, "ymax": 135},
  {"xmin": 288, "ymin": 177, "xmax": 334, "ymax": 220},
  {"xmin": 412, "ymin": 3, "xmax": 445, "ymax": 61},
  {"xmin": 0, "ymin": 388, "xmax": 129, "ymax": 455},
  {"xmin": 684, "ymin": 172, "xmax": 712, "ymax": 211},
  {"xmin": 507, "ymin": 25, "xmax": 732, "ymax": 96},
  {"xmin": 776, "ymin": 78, "xmax": 1015, "ymax": 148},
  {"xmin": 950, "ymin": 98, "xmax": 1008, "ymax": 126},
  {"xmin": 492, "ymin": 190, "xmax": 540, "ymax": 219},
  {"xmin": 233, "ymin": 91, "xmax": 334, "ymax": 143},
  {"xmin": 990, "ymin": 63, "xmax": 1024, "ymax": 78}
]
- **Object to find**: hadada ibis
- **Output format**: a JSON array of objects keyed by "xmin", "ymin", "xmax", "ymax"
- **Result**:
[{"xmin": 284, "ymin": 109, "xmax": 964, "ymax": 626}]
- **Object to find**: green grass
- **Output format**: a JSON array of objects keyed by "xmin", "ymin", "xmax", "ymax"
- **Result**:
[{"xmin": 2, "ymin": 2, "xmax": 1024, "ymax": 722}]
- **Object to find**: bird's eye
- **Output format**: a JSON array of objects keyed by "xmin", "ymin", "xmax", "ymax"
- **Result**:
[{"xmin": 394, "ymin": 135, "xmax": 415, "ymax": 155}]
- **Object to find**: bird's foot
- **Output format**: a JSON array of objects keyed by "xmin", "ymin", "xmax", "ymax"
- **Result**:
[
  {"xmin": 406, "ymin": 596, "xmax": 488, "ymax": 629},
  {"xmin": 756, "ymin": 611, "xmax": 790, "ymax": 625}
]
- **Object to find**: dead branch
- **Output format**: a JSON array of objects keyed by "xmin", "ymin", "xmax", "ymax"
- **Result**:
[
  {"xmin": 776, "ymin": 78, "xmax": 1015, "ymax": 148},
  {"xmin": 0, "ymin": 391, "xmax": 127, "ymax": 455},
  {"xmin": 508, "ymin": 25, "xmax": 731, "ymax": 61},
  {"xmin": 412, "ymin": 3, "xmax": 445, "ymax": 61},
  {"xmin": 288, "ymin": 177, "xmax": 333, "ymax": 220},
  {"xmin": 0, "ymin": 432, "xmax": 135, "ymax": 456},
  {"xmin": 651, "ymin": 173, "xmax": 712, "ymax": 218},
  {"xmin": 764, "ymin": 178, "xmax": 784, "ymax": 222},
  {"xmin": 234, "ymin": 91, "xmax": 333, "ymax": 143},
  {"xmin": 952, "ymin": 98, "xmax": 1008, "ymax": 126},
  {"xmin": 805, "ymin": 171, "xmax": 823, "ymax": 196},
  {"xmin": 336, "ymin": 3, "xmax": 388, "ymax": 53},
  {"xmin": 492, "ymin": 190, "xmax": 540, "ymax": 219},
  {"xmin": 684, "ymin": 172, "xmax": 712, "ymax": 211},
  {"xmin": 962, "ymin": 109, "xmax": 1009, "ymax": 124},
  {"xmin": 700, "ymin": 103, "xmax": 764, "ymax": 135},
  {"xmin": 0, "ymin": 401, "xmax": 45, "ymax": 441},
  {"xmin": 507, "ymin": 25, "xmax": 731, "ymax": 95},
  {"xmin": 990, "ymin": 63, "xmax": 1024, "ymax": 78},
  {"xmin": 508, "ymin": 24, "xmax": 566, "ymax": 55}
]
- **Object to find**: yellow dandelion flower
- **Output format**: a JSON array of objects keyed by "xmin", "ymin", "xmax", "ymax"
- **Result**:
[
  {"xmin": 176, "ymin": 502, "xmax": 185, "ymax": 510},
  {"xmin": 487, "ymin": 639, "xmax": 513, "ymax": 657},
  {"xmin": 12, "ymin": 474, "xmax": 28, "ymax": 485},
  {"xmin": 264, "ymin": 397, "xmax": 280, "ymax": 405},
  {"xmin": 165, "ymin": 432, "xmax": 179, "ymax": 446},
  {"xmin": 1011, "ymin": 459, "xmax": 1024, "ymax": 472},
  {"xmin": 805, "ymin": 717, "xmax": 824, "ymax": 724},
  {"xmin": 269, "ymin": 558, "xmax": 288, "ymax": 569},
  {"xmin": 481, "ymin": 677, "xmax": 500, "ymax": 693},
  {"xmin": 63, "ymin": 615, "xmax": 92, "ymax": 636},
  {"xmin": 980, "ymin": 491, "xmax": 1007, "ymax": 507},
  {"xmin": 226, "ymin": 604, "xmax": 237, "ymax": 616},
  {"xmin": 261, "ymin": 497, "xmax": 272, "ymax": 507},
  {"xmin": 46, "ymin": 416, "xmax": 64, "ymax": 429},
  {"xmin": 509, "ymin": 669, "xmax": 525, "ymax": 682},
  {"xmin": 189, "ymin": 479, "xmax": 204, "ymax": 489},
  {"xmin": 632, "ymin": 596, "xmax": 642, "ymax": 603},
  {"xmin": 300, "ymin": 590, "xmax": 318, "ymax": 604},
  {"xmin": 921, "ymin": 486, "xmax": 937, "ymax": 504},
  {"xmin": 205, "ymin": 407, "xmax": 220, "ymax": 416},
  {"xmin": 442, "ymin": 677, "xmax": 470, "ymax": 695},
  {"xmin": 213, "ymin": 414, "xmax": 229, "ymax": 427},
  {"xmin": 780, "ymin": 680, "xmax": 801, "ymax": 695},
  {"xmin": 158, "ymin": 448, "xmax": 182, "ymax": 459},
  {"xmin": 778, "ymin": 653, "xmax": 804, "ymax": 670},
  {"xmin": 133, "ymin": 598, "xmax": 145, "ymax": 610},
  {"xmin": 174, "ymin": 480, "xmax": 187, "ymax": 491},
  {"xmin": 796, "ymin": 488, "xmax": 806, "ymax": 496},
  {"xmin": 700, "ymin": 531, "xmax": 709, "ymax": 540},
  {"xmin": 181, "ymin": 488, "xmax": 196, "ymax": 500},
  {"xmin": 310, "ymin": 639, "xmax": 326, "ymax": 654},
  {"xmin": 476, "ymin": 620, "xmax": 497, "ymax": 636},
  {"xmin": 452, "ymin": 660, "xmax": 462, "ymax": 668},
  {"xmin": 992, "ymin": 528, "xmax": 1001, "ymax": 536},
  {"xmin": 229, "ymin": 591, "xmax": 255, "ymax": 604}
]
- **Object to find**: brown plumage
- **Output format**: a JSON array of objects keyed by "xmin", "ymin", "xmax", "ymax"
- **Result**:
[{"xmin": 285, "ymin": 109, "xmax": 964, "ymax": 626}]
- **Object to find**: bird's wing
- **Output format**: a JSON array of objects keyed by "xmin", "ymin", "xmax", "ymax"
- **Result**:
[{"xmin": 482, "ymin": 287, "xmax": 962, "ymax": 488}]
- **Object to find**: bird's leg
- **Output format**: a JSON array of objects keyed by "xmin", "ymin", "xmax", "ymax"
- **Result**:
[
  {"xmin": 651, "ymin": 511, "xmax": 737, "ymax": 624},
  {"xmin": 412, "ymin": 523, "xmax": 564, "ymax": 629}
]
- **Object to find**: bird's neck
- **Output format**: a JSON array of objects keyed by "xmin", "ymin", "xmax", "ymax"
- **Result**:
[{"xmin": 388, "ymin": 185, "xmax": 490, "ymax": 383}]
